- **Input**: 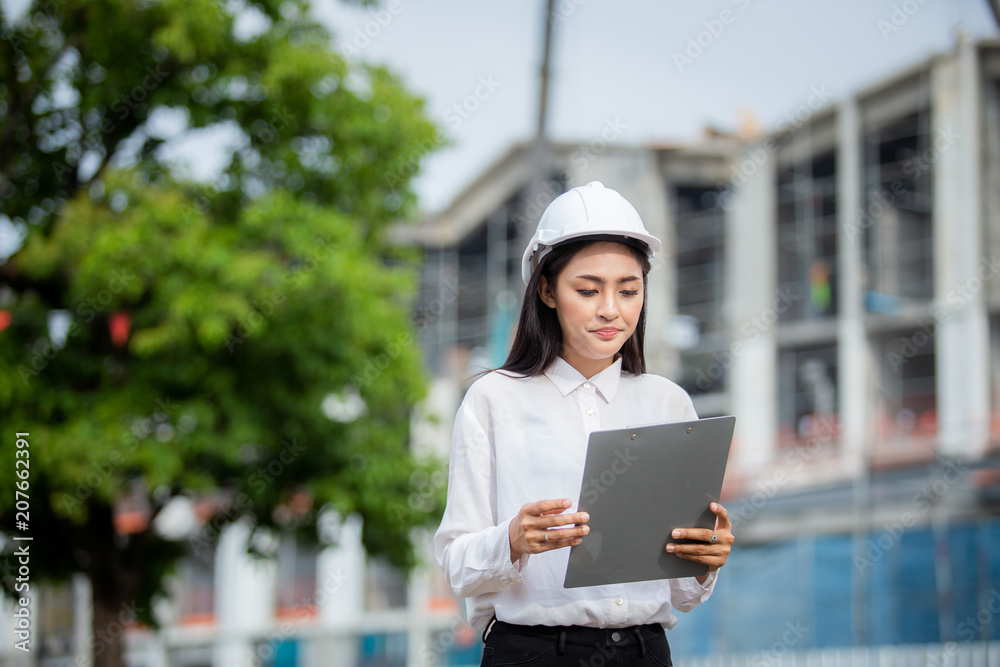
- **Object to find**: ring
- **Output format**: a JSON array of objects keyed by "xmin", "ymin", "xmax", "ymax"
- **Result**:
[
  {"xmin": 543, "ymin": 532, "xmax": 549, "ymax": 542},
  {"xmin": 709, "ymin": 531, "xmax": 718, "ymax": 545}
]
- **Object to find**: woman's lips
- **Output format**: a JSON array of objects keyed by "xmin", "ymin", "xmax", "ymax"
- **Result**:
[{"xmin": 593, "ymin": 328, "xmax": 620, "ymax": 340}]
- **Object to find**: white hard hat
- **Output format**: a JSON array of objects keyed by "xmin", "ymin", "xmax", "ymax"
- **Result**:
[{"xmin": 520, "ymin": 181, "xmax": 661, "ymax": 285}]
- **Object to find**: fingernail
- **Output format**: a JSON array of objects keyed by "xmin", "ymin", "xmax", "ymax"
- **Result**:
[
  {"xmin": 672, "ymin": 530, "xmax": 681, "ymax": 538},
  {"xmin": 711, "ymin": 502, "xmax": 718, "ymax": 510},
  {"xmin": 667, "ymin": 544, "xmax": 675, "ymax": 552},
  {"xmin": 563, "ymin": 499, "xmax": 572, "ymax": 507},
  {"xmin": 581, "ymin": 513, "xmax": 589, "ymax": 522},
  {"xmin": 582, "ymin": 526, "xmax": 590, "ymax": 534}
]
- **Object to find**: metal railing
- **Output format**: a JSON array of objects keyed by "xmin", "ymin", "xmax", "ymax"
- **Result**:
[{"xmin": 680, "ymin": 641, "xmax": 1000, "ymax": 667}]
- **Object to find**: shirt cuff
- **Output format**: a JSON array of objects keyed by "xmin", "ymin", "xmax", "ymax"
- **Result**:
[
  {"xmin": 494, "ymin": 516, "xmax": 529, "ymax": 584},
  {"xmin": 697, "ymin": 568, "xmax": 719, "ymax": 591},
  {"xmin": 670, "ymin": 568, "xmax": 718, "ymax": 611}
]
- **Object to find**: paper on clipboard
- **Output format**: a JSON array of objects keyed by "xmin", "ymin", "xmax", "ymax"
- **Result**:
[{"xmin": 563, "ymin": 415, "xmax": 736, "ymax": 588}]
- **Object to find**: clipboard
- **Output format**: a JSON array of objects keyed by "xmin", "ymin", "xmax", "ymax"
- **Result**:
[{"xmin": 563, "ymin": 415, "xmax": 736, "ymax": 588}]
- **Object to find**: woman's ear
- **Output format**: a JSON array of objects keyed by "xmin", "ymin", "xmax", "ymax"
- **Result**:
[{"xmin": 537, "ymin": 275, "xmax": 556, "ymax": 309}]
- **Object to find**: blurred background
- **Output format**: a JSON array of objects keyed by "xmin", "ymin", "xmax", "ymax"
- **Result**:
[{"xmin": 1, "ymin": 1, "xmax": 1000, "ymax": 666}]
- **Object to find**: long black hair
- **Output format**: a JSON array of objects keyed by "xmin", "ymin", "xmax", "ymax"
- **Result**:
[{"xmin": 496, "ymin": 236, "xmax": 652, "ymax": 378}]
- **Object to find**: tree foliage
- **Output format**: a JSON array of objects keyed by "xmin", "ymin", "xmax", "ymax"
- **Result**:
[{"xmin": 0, "ymin": 0, "xmax": 444, "ymax": 657}]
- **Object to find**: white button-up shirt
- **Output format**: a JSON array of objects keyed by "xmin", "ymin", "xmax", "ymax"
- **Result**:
[{"xmin": 433, "ymin": 355, "xmax": 719, "ymax": 632}]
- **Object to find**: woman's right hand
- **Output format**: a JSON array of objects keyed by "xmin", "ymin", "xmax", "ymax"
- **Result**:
[{"xmin": 509, "ymin": 498, "xmax": 590, "ymax": 563}]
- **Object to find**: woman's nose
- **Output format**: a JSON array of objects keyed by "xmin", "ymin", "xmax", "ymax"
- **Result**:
[{"xmin": 597, "ymin": 295, "xmax": 619, "ymax": 319}]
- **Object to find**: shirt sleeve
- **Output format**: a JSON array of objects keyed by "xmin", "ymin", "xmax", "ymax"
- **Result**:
[
  {"xmin": 669, "ymin": 568, "xmax": 718, "ymax": 612},
  {"xmin": 433, "ymin": 395, "xmax": 529, "ymax": 598},
  {"xmin": 682, "ymin": 390, "xmax": 699, "ymax": 422}
]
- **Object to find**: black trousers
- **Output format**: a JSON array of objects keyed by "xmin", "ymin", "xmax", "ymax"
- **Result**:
[{"xmin": 481, "ymin": 619, "xmax": 673, "ymax": 667}]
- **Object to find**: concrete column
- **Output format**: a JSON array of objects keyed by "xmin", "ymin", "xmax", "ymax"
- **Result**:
[
  {"xmin": 487, "ymin": 207, "xmax": 511, "ymax": 369},
  {"xmin": 569, "ymin": 148, "xmax": 674, "ymax": 375},
  {"xmin": 620, "ymin": 150, "xmax": 676, "ymax": 378},
  {"xmin": 836, "ymin": 99, "xmax": 871, "ymax": 474},
  {"xmin": 726, "ymin": 141, "xmax": 778, "ymax": 469},
  {"xmin": 411, "ymin": 377, "xmax": 460, "ymax": 462},
  {"xmin": 74, "ymin": 574, "xmax": 93, "ymax": 667},
  {"xmin": 313, "ymin": 513, "xmax": 364, "ymax": 667},
  {"xmin": 932, "ymin": 39, "xmax": 990, "ymax": 458},
  {"xmin": 839, "ymin": 98, "xmax": 878, "ymax": 646},
  {"xmin": 406, "ymin": 532, "xmax": 435, "ymax": 667},
  {"xmin": 213, "ymin": 519, "xmax": 276, "ymax": 667}
]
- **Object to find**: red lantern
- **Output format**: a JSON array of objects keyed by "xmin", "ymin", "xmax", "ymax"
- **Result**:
[
  {"xmin": 109, "ymin": 311, "xmax": 131, "ymax": 348},
  {"xmin": 0, "ymin": 310, "xmax": 10, "ymax": 333}
]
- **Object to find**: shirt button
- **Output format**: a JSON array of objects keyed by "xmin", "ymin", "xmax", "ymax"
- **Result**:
[
  {"xmin": 583, "ymin": 383, "xmax": 592, "ymax": 390},
  {"xmin": 611, "ymin": 631, "xmax": 622, "ymax": 642},
  {"xmin": 615, "ymin": 597, "xmax": 623, "ymax": 605},
  {"xmin": 586, "ymin": 408, "xmax": 594, "ymax": 416}
]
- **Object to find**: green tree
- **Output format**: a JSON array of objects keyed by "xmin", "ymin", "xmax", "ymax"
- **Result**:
[{"xmin": 0, "ymin": 2, "xmax": 444, "ymax": 666}]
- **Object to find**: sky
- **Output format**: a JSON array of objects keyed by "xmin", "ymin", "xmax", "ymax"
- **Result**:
[
  {"xmin": 0, "ymin": 0, "xmax": 996, "ymax": 229},
  {"xmin": 310, "ymin": 0, "xmax": 997, "ymax": 213}
]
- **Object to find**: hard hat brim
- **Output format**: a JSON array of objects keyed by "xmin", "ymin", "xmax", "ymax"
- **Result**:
[{"xmin": 520, "ymin": 230, "xmax": 661, "ymax": 286}]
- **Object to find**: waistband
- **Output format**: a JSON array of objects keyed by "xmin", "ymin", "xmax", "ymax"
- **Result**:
[{"xmin": 485, "ymin": 619, "xmax": 665, "ymax": 657}]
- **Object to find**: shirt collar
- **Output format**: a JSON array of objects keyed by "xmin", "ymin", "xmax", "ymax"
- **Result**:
[{"xmin": 543, "ymin": 355, "xmax": 623, "ymax": 402}]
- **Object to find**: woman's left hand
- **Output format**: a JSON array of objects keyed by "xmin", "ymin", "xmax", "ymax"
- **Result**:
[{"xmin": 665, "ymin": 502, "xmax": 734, "ymax": 582}]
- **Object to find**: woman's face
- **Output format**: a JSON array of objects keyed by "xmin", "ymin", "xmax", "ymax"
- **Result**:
[{"xmin": 537, "ymin": 241, "xmax": 645, "ymax": 378}]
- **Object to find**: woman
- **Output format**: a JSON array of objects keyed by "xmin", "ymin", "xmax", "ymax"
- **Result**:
[{"xmin": 433, "ymin": 182, "xmax": 734, "ymax": 666}]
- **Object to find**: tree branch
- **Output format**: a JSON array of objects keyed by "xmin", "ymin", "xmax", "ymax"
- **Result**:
[{"xmin": 0, "ymin": 34, "xmax": 82, "ymax": 184}]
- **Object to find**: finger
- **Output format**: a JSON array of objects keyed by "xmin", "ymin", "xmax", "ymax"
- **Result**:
[
  {"xmin": 544, "ymin": 524, "xmax": 590, "ymax": 540},
  {"xmin": 543, "ymin": 532, "xmax": 585, "ymax": 548},
  {"xmin": 551, "ymin": 537, "xmax": 584, "ymax": 548},
  {"xmin": 669, "ymin": 528, "xmax": 716, "ymax": 543},
  {"xmin": 536, "ymin": 529, "xmax": 585, "ymax": 550},
  {"xmin": 667, "ymin": 543, "xmax": 724, "ymax": 559},
  {"xmin": 531, "ymin": 498, "xmax": 574, "ymax": 516},
  {"xmin": 672, "ymin": 551, "xmax": 725, "ymax": 568},
  {"xmin": 668, "ymin": 544, "xmax": 730, "ymax": 571},
  {"xmin": 711, "ymin": 502, "xmax": 732, "ymax": 529},
  {"xmin": 538, "ymin": 512, "xmax": 589, "ymax": 529},
  {"xmin": 545, "ymin": 538, "xmax": 584, "ymax": 551}
]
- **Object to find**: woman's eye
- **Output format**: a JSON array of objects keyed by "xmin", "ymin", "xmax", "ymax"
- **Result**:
[
  {"xmin": 577, "ymin": 290, "xmax": 598, "ymax": 296},
  {"xmin": 621, "ymin": 290, "xmax": 639, "ymax": 296}
]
